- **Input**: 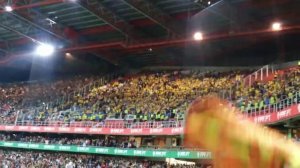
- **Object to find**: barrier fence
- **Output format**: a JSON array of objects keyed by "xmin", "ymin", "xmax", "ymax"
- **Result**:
[
  {"xmin": 14, "ymin": 120, "xmax": 184, "ymax": 128},
  {"xmin": 243, "ymin": 65, "xmax": 274, "ymax": 86},
  {"xmin": 0, "ymin": 141, "xmax": 212, "ymax": 159}
]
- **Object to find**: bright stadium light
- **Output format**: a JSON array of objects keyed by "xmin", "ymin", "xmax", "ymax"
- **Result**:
[
  {"xmin": 272, "ymin": 22, "xmax": 282, "ymax": 31},
  {"xmin": 193, "ymin": 32, "xmax": 203, "ymax": 41},
  {"xmin": 35, "ymin": 43, "xmax": 55, "ymax": 57},
  {"xmin": 4, "ymin": 6, "xmax": 13, "ymax": 12}
]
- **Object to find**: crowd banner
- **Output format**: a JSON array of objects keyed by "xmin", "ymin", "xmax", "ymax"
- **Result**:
[
  {"xmin": 0, "ymin": 141, "xmax": 212, "ymax": 159},
  {"xmin": 248, "ymin": 104, "xmax": 300, "ymax": 124},
  {"xmin": 0, "ymin": 126, "xmax": 184, "ymax": 135}
]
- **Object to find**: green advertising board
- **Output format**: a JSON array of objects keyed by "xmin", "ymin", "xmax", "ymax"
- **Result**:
[{"xmin": 0, "ymin": 141, "xmax": 211, "ymax": 159}]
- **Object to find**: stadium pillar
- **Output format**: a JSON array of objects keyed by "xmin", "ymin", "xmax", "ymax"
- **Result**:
[{"xmin": 288, "ymin": 129, "xmax": 292, "ymax": 139}]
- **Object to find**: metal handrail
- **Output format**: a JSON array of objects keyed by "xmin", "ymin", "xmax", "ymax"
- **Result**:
[
  {"xmin": 244, "ymin": 90, "xmax": 300, "ymax": 117},
  {"xmin": 243, "ymin": 65, "xmax": 273, "ymax": 86},
  {"xmin": 13, "ymin": 120, "xmax": 185, "ymax": 128}
]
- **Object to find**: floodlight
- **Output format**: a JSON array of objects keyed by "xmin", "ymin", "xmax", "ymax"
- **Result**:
[
  {"xmin": 272, "ymin": 22, "xmax": 282, "ymax": 31},
  {"xmin": 35, "ymin": 43, "xmax": 55, "ymax": 57},
  {"xmin": 5, "ymin": 6, "xmax": 13, "ymax": 12},
  {"xmin": 193, "ymin": 32, "xmax": 203, "ymax": 41}
]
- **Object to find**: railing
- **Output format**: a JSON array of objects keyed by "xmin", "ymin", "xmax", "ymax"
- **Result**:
[
  {"xmin": 217, "ymin": 65, "xmax": 274, "ymax": 99},
  {"xmin": 0, "ymin": 141, "xmax": 211, "ymax": 159},
  {"xmin": 14, "ymin": 120, "xmax": 184, "ymax": 128},
  {"xmin": 243, "ymin": 65, "xmax": 274, "ymax": 86},
  {"xmin": 244, "ymin": 91, "xmax": 300, "ymax": 118}
]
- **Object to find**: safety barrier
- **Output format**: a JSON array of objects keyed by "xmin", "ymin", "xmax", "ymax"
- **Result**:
[
  {"xmin": 14, "ymin": 120, "xmax": 184, "ymax": 128},
  {"xmin": 243, "ymin": 65, "xmax": 274, "ymax": 86},
  {"xmin": 0, "ymin": 141, "xmax": 211, "ymax": 159}
]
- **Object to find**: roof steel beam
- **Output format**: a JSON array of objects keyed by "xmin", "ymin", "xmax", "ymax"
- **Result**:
[
  {"xmin": 0, "ymin": 21, "xmax": 42, "ymax": 45},
  {"xmin": 0, "ymin": 11, "xmax": 193, "ymax": 46},
  {"xmin": 0, "ymin": 0, "xmax": 64, "ymax": 13},
  {"xmin": 91, "ymin": 50, "xmax": 120, "ymax": 66},
  {"xmin": 0, "ymin": 0, "xmax": 70, "ymax": 42},
  {"xmin": 76, "ymin": 0, "xmax": 141, "ymax": 42},
  {"xmin": 11, "ymin": 10, "xmax": 69, "ymax": 42},
  {"xmin": 60, "ymin": 23, "xmax": 300, "ymax": 52},
  {"xmin": 0, "ymin": 1, "xmax": 119, "ymax": 64},
  {"xmin": 0, "ymin": 37, "xmax": 10, "ymax": 54},
  {"xmin": 121, "ymin": 0, "xmax": 183, "ymax": 37}
]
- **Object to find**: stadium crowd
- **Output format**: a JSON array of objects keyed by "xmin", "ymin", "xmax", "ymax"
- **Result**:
[
  {"xmin": 14, "ymin": 71, "xmax": 244, "ymax": 124},
  {"xmin": 234, "ymin": 68, "xmax": 300, "ymax": 112},
  {"xmin": 0, "ymin": 67, "xmax": 299, "ymax": 167},
  {"xmin": 0, "ymin": 150, "xmax": 203, "ymax": 168},
  {"xmin": 0, "ymin": 67, "xmax": 299, "ymax": 125},
  {"xmin": 72, "ymin": 71, "xmax": 239, "ymax": 121},
  {"xmin": 0, "ymin": 75, "xmax": 98, "ymax": 108}
]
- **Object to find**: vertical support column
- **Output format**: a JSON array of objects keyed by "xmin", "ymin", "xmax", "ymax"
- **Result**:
[
  {"xmin": 288, "ymin": 128, "xmax": 292, "ymax": 139},
  {"xmin": 255, "ymin": 72, "xmax": 258, "ymax": 80}
]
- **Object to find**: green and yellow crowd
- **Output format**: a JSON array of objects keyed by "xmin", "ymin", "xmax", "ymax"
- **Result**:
[
  {"xmin": 1, "ymin": 67, "xmax": 300, "ymax": 124},
  {"xmin": 0, "ymin": 75, "xmax": 97, "ymax": 108},
  {"xmin": 56, "ymin": 71, "xmax": 242, "ymax": 123},
  {"xmin": 234, "ymin": 68, "xmax": 300, "ymax": 112}
]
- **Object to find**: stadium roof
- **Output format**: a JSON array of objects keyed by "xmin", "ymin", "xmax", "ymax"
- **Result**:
[{"xmin": 0, "ymin": 0, "xmax": 299, "ymax": 68}]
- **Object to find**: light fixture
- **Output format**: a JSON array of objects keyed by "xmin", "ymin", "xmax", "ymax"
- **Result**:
[
  {"xmin": 193, "ymin": 32, "xmax": 203, "ymax": 41},
  {"xmin": 65, "ymin": 52, "xmax": 72, "ymax": 58},
  {"xmin": 208, "ymin": 1, "xmax": 211, "ymax": 5},
  {"xmin": 35, "ymin": 43, "xmax": 55, "ymax": 57},
  {"xmin": 4, "ymin": 6, "xmax": 13, "ymax": 12},
  {"xmin": 272, "ymin": 22, "xmax": 282, "ymax": 31}
]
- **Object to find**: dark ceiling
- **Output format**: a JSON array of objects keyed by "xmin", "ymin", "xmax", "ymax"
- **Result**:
[{"xmin": 0, "ymin": 0, "xmax": 299, "ymax": 69}]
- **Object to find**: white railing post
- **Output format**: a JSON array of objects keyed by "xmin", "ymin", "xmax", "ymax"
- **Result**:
[
  {"xmin": 255, "ymin": 72, "xmax": 258, "ymax": 81},
  {"xmin": 14, "ymin": 110, "xmax": 20, "ymax": 125}
]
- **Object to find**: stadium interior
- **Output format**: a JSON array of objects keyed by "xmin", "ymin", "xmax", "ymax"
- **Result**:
[{"xmin": 0, "ymin": 0, "xmax": 299, "ymax": 167}]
